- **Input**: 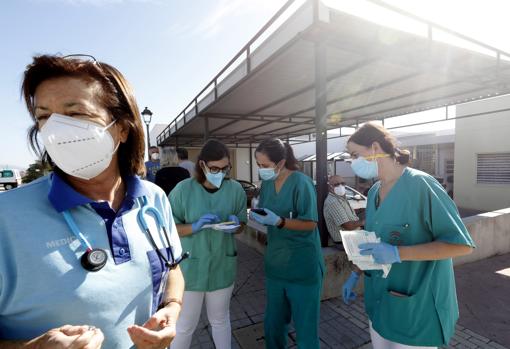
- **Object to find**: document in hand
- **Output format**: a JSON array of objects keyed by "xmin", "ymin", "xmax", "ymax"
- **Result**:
[
  {"xmin": 340, "ymin": 230, "xmax": 392, "ymax": 278},
  {"xmin": 203, "ymin": 222, "xmax": 241, "ymax": 231}
]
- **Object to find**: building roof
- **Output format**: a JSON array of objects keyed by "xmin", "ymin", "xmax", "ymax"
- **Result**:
[{"xmin": 157, "ymin": 0, "xmax": 510, "ymax": 148}]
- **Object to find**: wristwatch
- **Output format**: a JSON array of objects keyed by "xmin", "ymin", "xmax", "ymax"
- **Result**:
[{"xmin": 277, "ymin": 217, "xmax": 286, "ymax": 229}]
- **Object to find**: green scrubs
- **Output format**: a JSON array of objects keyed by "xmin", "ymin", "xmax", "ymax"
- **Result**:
[
  {"xmin": 258, "ymin": 171, "xmax": 325, "ymax": 349},
  {"xmin": 364, "ymin": 167, "xmax": 474, "ymax": 347},
  {"xmin": 169, "ymin": 178, "xmax": 247, "ymax": 291}
]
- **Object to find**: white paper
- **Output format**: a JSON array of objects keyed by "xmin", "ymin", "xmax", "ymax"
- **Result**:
[
  {"xmin": 247, "ymin": 218, "xmax": 268, "ymax": 234},
  {"xmin": 203, "ymin": 222, "xmax": 240, "ymax": 231},
  {"xmin": 340, "ymin": 230, "xmax": 392, "ymax": 277}
]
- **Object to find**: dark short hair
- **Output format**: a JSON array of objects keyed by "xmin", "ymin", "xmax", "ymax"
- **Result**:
[
  {"xmin": 176, "ymin": 147, "xmax": 188, "ymax": 160},
  {"xmin": 348, "ymin": 122, "xmax": 410, "ymax": 165},
  {"xmin": 195, "ymin": 140, "xmax": 230, "ymax": 184},
  {"xmin": 22, "ymin": 54, "xmax": 146, "ymax": 177},
  {"xmin": 255, "ymin": 138, "xmax": 300, "ymax": 170}
]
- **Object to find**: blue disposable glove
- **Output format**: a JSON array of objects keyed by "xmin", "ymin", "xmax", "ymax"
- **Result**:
[
  {"xmin": 223, "ymin": 215, "xmax": 241, "ymax": 234},
  {"xmin": 359, "ymin": 242, "xmax": 401, "ymax": 264},
  {"xmin": 191, "ymin": 213, "xmax": 220, "ymax": 233},
  {"xmin": 342, "ymin": 271, "xmax": 360, "ymax": 305},
  {"xmin": 249, "ymin": 208, "xmax": 281, "ymax": 226}
]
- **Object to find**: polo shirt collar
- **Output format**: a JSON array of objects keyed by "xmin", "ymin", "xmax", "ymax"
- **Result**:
[{"xmin": 48, "ymin": 172, "xmax": 148, "ymax": 213}]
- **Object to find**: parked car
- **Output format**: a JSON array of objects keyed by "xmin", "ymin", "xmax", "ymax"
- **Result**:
[
  {"xmin": 236, "ymin": 179, "xmax": 259, "ymax": 207},
  {"xmin": 0, "ymin": 169, "xmax": 22, "ymax": 190},
  {"xmin": 344, "ymin": 185, "xmax": 367, "ymax": 211}
]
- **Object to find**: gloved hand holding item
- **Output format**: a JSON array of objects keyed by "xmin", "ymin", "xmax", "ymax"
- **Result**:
[
  {"xmin": 249, "ymin": 208, "xmax": 281, "ymax": 226},
  {"xmin": 359, "ymin": 242, "xmax": 401, "ymax": 264},
  {"xmin": 191, "ymin": 213, "xmax": 220, "ymax": 233},
  {"xmin": 223, "ymin": 215, "xmax": 241, "ymax": 234},
  {"xmin": 342, "ymin": 271, "xmax": 360, "ymax": 305}
]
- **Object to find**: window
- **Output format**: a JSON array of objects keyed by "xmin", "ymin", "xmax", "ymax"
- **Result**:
[
  {"xmin": 476, "ymin": 153, "xmax": 510, "ymax": 184},
  {"xmin": 1, "ymin": 170, "xmax": 13, "ymax": 178},
  {"xmin": 415, "ymin": 145, "xmax": 436, "ymax": 176}
]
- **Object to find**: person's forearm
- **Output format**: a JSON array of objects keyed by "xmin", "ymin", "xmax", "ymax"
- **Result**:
[
  {"xmin": 175, "ymin": 224, "xmax": 193, "ymax": 237},
  {"xmin": 398, "ymin": 241, "xmax": 473, "ymax": 262},
  {"xmin": 0, "ymin": 338, "xmax": 39, "ymax": 349},
  {"xmin": 279, "ymin": 219, "xmax": 316, "ymax": 231},
  {"xmin": 163, "ymin": 266, "xmax": 185, "ymax": 303},
  {"xmin": 341, "ymin": 220, "xmax": 364, "ymax": 230}
]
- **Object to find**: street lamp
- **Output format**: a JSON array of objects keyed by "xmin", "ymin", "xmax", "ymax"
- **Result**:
[{"xmin": 141, "ymin": 107, "xmax": 153, "ymax": 151}]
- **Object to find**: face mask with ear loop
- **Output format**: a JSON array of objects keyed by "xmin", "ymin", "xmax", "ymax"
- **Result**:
[
  {"xmin": 258, "ymin": 160, "xmax": 284, "ymax": 181},
  {"xmin": 40, "ymin": 113, "xmax": 120, "ymax": 180},
  {"xmin": 350, "ymin": 151, "xmax": 390, "ymax": 179}
]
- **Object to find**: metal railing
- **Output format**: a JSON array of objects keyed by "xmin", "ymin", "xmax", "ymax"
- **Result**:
[
  {"xmin": 156, "ymin": 0, "xmax": 302, "ymax": 145},
  {"xmin": 157, "ymin": 0, "xmax": 510, "ymax": 145}
]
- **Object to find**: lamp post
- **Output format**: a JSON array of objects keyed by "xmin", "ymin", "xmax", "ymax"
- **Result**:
[{"xmin": 141, "ymin": 107, "xmax": 153, "ymax": 152}]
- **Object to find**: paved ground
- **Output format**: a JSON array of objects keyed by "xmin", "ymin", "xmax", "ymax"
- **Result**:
[
  {"xmin": 455, "ymin": 253, "xmax": 510, "ymax": 347},
  {"xmin": 187, "ymin": 241, "xmax": 509, "ymax": 349}
]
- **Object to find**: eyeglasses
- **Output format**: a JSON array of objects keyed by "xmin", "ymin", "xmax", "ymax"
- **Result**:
[
  {"xmin": 330, "ymin": 182, "xmax": 346, "ymax": 187},
  {"xmin": 63, "ymin": 54, "xmax": 99, "ymax": 64},
  {"xmin": 205, "ymin": 163, "xmax": 231, "ymax": 174}
]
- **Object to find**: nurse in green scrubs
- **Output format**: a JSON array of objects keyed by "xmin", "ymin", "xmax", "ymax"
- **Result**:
[
  {"xmin": 250, "ymin": 138, "xmax": 325, "ymax": 349},
  {"xmin": 342, "ymin": 122, "xmax": 474, "ymax": 349},
  {"xmin": 169, "ymin": 139, "xmax": 247, "ymax": 349}
]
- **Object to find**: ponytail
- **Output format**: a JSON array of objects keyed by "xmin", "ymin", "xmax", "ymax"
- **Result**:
[
  {"xmin": 283, "ymin": 142, "xmax": 300, "ymax": 170},
  {"xmin": 395, "ymin": 148, "xmax": 411, "ymax": 165}
]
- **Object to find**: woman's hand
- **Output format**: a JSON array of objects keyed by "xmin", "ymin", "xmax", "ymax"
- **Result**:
[
  {"xmin": 127, "ymin": 303, "xmax": 180, "ymax": 349},
  {"xmin": 34, "ymin": 325, "xmax": 104, "ymax": 349},
  {"xmin": 359, "ymin": 242, "xmax": 401, "ymax": 264},
  {"xmin": 249, "ymin": 208, "xmax": 281, "ymax": 226},
  {"xmin": 223, "ymin": 215, "xmax": 241, "ymax": 234},
  {"xmin": 342, "ymin": 271, "xmax": 360, "ymax": 305},
  {"xmin": 191, "ymin": 213, "xmax": 220, "ymax": 233}
]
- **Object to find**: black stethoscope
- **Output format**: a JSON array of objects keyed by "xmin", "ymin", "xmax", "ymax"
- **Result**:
[{"xmin": 62, "ymin": 198, "xmax": 188, "ymax": 272}]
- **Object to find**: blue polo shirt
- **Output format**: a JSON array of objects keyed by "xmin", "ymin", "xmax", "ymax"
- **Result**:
[
  {"xmin": 0, "ymin": 173, "xmax": 182, "ymax": 349},
  {"xmin": 48, "ymin": 173, "xmax": 146, "ymax": 265}
]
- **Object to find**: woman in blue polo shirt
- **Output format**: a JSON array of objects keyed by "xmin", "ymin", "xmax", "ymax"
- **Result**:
[
  {"xmin": 342, "ymin": 122, "xmax": 474, "ymax": 349},
  {"xmin": 0, "ymin": 54, "xmax": 184, "ymax": 349}
]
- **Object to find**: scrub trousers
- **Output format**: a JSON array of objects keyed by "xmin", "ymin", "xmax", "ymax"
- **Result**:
[
  {"xmin": 170, "ymin": 284, "xmax": 234, "ymax": 349},
  {"xmin": 264, "ymin": 277, "xmax": 322, "ymax": 349},
  {"xmin": 370, "ymin": 322, "xmax": 437, "ymax": 349}
]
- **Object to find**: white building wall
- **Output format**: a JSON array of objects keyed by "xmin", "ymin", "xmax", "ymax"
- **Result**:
[{"xmin": 455, "ymin": 95, "xmax": 510, "ymax": 211}]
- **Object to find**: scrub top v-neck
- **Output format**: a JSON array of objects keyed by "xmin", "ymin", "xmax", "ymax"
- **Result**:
[
  {"xmin": 258, "ymin": 171, "xmax": 325, "ymax": 285},
  {"xmin": 363, "ymin": 167, "xmax": 474, "ymax": 347}
]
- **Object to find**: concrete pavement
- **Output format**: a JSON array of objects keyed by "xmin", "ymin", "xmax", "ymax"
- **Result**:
[{"xmin": 186, "ymin": 241, "xmax": 509, "ymax": 349}]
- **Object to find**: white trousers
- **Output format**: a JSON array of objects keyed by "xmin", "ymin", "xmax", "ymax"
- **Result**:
[
  {"xmin": 370, "ymin": 323, "xmax": 437, "ymax": 349},
  {"xmin": 170, "ymin": 284, "xmax": 234, "ymax": 349}
]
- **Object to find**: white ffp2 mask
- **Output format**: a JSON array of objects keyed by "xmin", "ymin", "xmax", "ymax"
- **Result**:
[
  {"xmin": 334, "ymin": 185, "xmax": 346, "ymax": 196},
  {"xmin": 40, "ymin": 113, "xmax": 119, "ymax": 180}
]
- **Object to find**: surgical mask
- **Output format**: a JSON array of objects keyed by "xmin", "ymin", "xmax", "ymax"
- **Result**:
[
  {"xmin": 40, "ymin": 113, "xmax": 119, "ymax": 180},
  {"xmin": 205, "ymin": 171, "xmax": 225, "ymax": 188},
  {"xmin": 151, "ymin": 153, "xmax": 160, "ymax": 161},
  {"xmin": 351, "ymin": 157, "xmax": 378, "ymax": 179},
  {"xmin": 334, "ymin": 185, "xmax": 346, "ymax": 196},
  {"xmin": 350, "ymin": 151, "xmax": 390, "ymax": 179},
  {"xmin": 259, "ymin": 167, "xmax": 279, "ymax": 181}
]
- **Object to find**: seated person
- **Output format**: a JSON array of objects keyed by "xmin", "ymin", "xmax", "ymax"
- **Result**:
[{"xmin": 323, "ymin": 175, "xmax": 364, "ymax": 243}]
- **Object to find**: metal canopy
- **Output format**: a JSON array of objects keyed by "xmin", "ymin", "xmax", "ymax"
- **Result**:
[{"xmin": 157, "ymin": 0, "xmax": 510, "ymax": 148}]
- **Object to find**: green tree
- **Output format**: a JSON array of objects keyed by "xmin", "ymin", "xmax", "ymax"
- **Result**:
[{"xmin": 22, "ymin": 161, "xmax": 50, "ymax": 184}]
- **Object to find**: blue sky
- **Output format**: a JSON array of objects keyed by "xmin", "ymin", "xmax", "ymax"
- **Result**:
[
  {"xmin": 1, "ymin": 0, "xmax": 509, "ymax": 169},
  {"xmin": 1, "ymin": 0, "xmax": 286, "ymax": 168}
]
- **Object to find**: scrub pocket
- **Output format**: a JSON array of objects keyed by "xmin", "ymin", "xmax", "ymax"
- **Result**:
[
  {"xmin": 379, "ymin": 289, "xmax": 417, "ymax": 335},
  {"xmin": 146, "ymin": 248, "xmax": 172, "ymax": 313},
  {"xmin": 265, "ymin": 245, "xmax": 319, "ymax": 283}
]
